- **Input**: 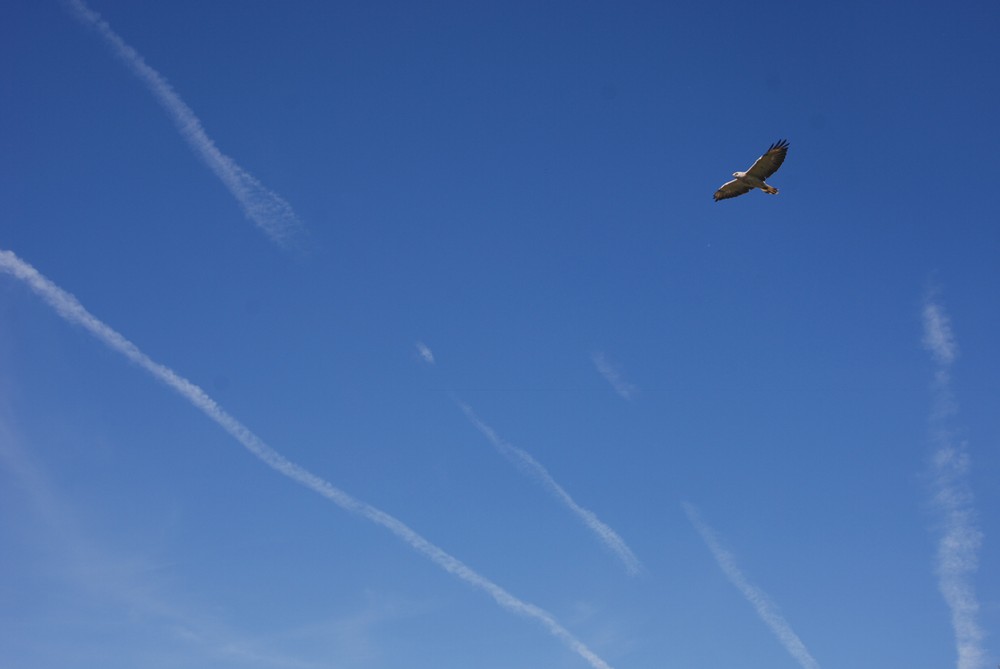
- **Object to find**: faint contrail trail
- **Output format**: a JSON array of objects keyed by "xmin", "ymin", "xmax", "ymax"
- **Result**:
[
  {"xmin": 0, "ymin": 248, "xmax": 612, "ymax": 669},
  {"xmin": 682, "ymin": 502, "xmax": 821, "ymax": 669},
  {"xmin": 65, "ymin": 0, "xmax": 302, "ymax": 247},
  {"xmin": 457, "ymin": 401, "xmax": 642, "ymax": 576},
  {"xmin": 415, "ymin": 341, "xmax": 435, "ymax": 365},
  {"xmin": 591, "ymin": 352, "xmax": 637, "ymax": 400},
  {"xmin": 921, "ymin": 295, "xmax": 986, "ymax": 669}
]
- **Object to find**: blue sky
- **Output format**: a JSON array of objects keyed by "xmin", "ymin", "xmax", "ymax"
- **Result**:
[{"xmin": 2, "ymin": 1, "xmax": 999, "ymax": 668}]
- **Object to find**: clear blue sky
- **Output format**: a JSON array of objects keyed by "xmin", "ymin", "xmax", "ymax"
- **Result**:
[{"xmin": 2, "ymin": 1, "xmax": 999, "ymax": 668}]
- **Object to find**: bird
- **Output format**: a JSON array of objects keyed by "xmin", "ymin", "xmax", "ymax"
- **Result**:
[{"xmin": 713, "ymin": 139, "xmax": 789, "ymax": 201}]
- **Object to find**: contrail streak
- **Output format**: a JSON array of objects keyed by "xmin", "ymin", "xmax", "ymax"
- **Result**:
[
  {"xmin": 591, "ymin": 352, "xmax": 637, "ymax": 400},
  {"xmin": 415, "ymin": 341, "xmax": 435, "ymax": 365},
  {"xmin": 682, "ymin": 502, "xmax": 821, "ymax": 669},
  {"xmin": 921, "ymin": 296, "xmax": 986, "ymax": 669},
  {"xmin": 457, "ymin": 401, "xmax": 641, "ymax": 576},
  {"xmin": 0, "ymin": 248, "xmax": 612, "ymax": 669},
  {"xmin": 65, "ymin": 0, "xmax": 302, "ymax": 247}
]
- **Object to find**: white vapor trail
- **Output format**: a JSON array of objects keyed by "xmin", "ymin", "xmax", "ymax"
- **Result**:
[
  {"xmin": 0, "ymin": 248, "xmax": 612, "ymax": 669},
  {"xmin": 415, "ymin": 341, "xmax": 435, "ymax": 365},
  {"xmin": 682, "ymin": 502, "xmax": 821, "ymax": 669},
  {"xmin": 591, "ymin": 352, "xmax": 637, "ymax": 400},
  {"xmin": 457, "ymin": 401, "xmax": 642, "ymax": 576},
  {"xmin": 921, "ymin": 296, "xmax": 986, "ymax": 669},
  {"xmin": 66, "ymin": 0, "xmax": 302, "ymax": 247}
]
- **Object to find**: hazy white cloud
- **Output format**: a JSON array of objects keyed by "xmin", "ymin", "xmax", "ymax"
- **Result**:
[
  {"xmin": 591, "ymin": 352, "xmax": 637, "ymax": 400},
  {"xmin": 0, "ymin": 409, "xmax": 323, "ymax": 669},
  {"xmin": 458, "ymin": 401, "xmax": 641, "ymax": 576},
  {"xmin": 66, "ymin": 0, "xmax": 303, "ymax": 247},
  {"xmin": 682, "ymin": 502, "xmax": 822, "ymax": 669},
  {"xmin": 0, "ymin": 248, "xmax": 612, "ymax": 669},
  {"xmin": 921, "ymin": 295, "xmax": 986, "ymax": 669},
  {"xmin": 415, "ymin": 341, "xmax": 435, "ymax": 365},
  {"xmin": 922, "ymin": 300, "xmax": 958, "ymax": 367}
]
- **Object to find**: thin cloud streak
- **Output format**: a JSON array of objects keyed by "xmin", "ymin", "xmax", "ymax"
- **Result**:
[
  {"xmin": 921, "ymin": 297, "xmax": 986, "ymax": 669},
  {"xmin": 591, "ymin": 352, "xmax": 637, "ymax": 400},
  {"xmin": 415, "ymin": 341, "xmax": 435, "ymax": 365},
  {"xmin": 682, "ymin": 502, "xmax": 821, "ymax": 669},
  {"xmin": 923, "ymin": 300, "xmax": 958, "ymax": 367},
  {"xmin": 66, "ymin": 0, "xmax": 303, "ymax": 247},
  {"xmin": 457, "ymin": 400, "xmax": 642, "ymax": 576},
  {"xmin": 0, "ymin": 248, "xmax": 613, "ymax": 669},
  {"xmin": 0, "ymin": 416, "xmax": 323, "ymax": 669}
]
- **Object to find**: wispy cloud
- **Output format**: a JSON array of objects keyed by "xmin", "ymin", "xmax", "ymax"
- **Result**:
[
  {"xmin": 921, "ymin": 295, "xmax": 986, "ymax": 669},
  {"xmin": 415, "ymin": 341, "xmax": 435, "ymax": 365},
  {"xmin": 682, "ymin": 502, "xmax": 821, "ymax": 669},
  {"xmin": 923, "ymin": 300, "xmax": 958, "ymax": 367},
  {"xmin": 0, "ymin": 248, "xmax": 613, "ymax": 669},
  {"xmin": 591, "ymin": 352, "xmax": 637, "ymax": 400},
  {"xmin": 457, "ymin": 400, "xmax": 641, "ymax": 576},
  {"xmin": 0, "ymin": 409, "xmax": 323, "ymax": 669},
  {"xmin": 65, "ymin": 0, "xmax": 303, "ymax": 247}
]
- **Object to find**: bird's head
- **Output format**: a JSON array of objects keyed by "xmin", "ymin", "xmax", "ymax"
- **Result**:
[{"xmin": 733, "ymin": 171, "xmax": 745, "ymax": 178}]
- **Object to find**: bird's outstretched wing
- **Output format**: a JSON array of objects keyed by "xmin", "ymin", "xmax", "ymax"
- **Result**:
[
  {"xmin": 713, "ymin": 179, "xmax": 753, "ymax": 201},
  {"xmin": 745, "ymin": 139, "xmax": 789, "ymax": 180}
]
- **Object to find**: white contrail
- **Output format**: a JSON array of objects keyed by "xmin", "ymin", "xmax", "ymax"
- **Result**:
[
  {"xmin": 0, "ymin": 248, "xmax": 612, "ymax": 669},
  {"xmin": 921, "ymin": 297, "xmax": 986, "ymax": 669},
  {"xmin": 682, "ymin": 502, "xmax": 821, "ymax": 669},
  {"xmin": 922, "ymin": 301, "xmax": 958, "ymax": 367},
  {"xmin": 415, "ymin": 341, "xmax": 435, "ymax": 365},
  {"xmin": 457, "ymin": 401, "xmax": 641, "ymax": 576},
  {"xmin": 65, "ymin": 0, "xmax": 302, "ymax": 247},
  {"xmin": 591, "ymin": 352, "xmax": 637, "ymax": 400}
]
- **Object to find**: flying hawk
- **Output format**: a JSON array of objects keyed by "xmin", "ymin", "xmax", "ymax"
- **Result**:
[{"xmin": 713, "ymin": 139, "xmax": 789, "ymax": 201}]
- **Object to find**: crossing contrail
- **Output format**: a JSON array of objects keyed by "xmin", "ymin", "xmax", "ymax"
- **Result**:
[
  {"xmin": 921, "ymin": 295, "xmax": 986, "ymax": 669},
  {"xmin": 0, "ymin": 247, "xmax": 612, "ymax": 669},
  {"xmin": 65, "ymin": 0, "xmax": 303, "ymax": 247},
  {"xmin": 458, "ymin": 401, "xmax": 642, "ymax": 576},
  {"xmin": 683, "ymin": 502, "xmax": 821, "ymax": 669}
]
